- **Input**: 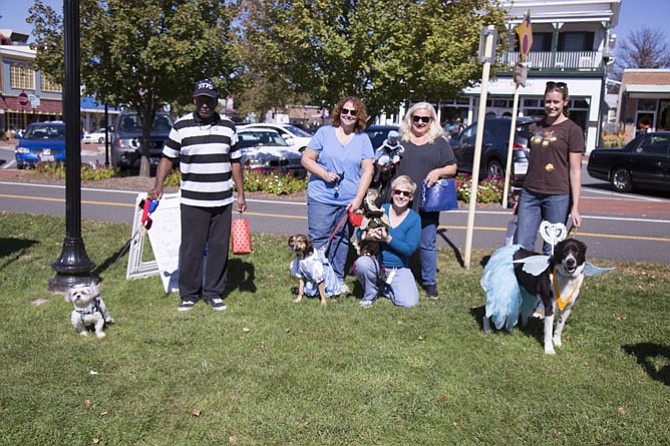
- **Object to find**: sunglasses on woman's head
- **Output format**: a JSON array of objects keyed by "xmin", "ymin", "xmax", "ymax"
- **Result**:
[
  {"xmin": 412, "ymin": 115, "xmax": 431, "ymax": 123},
  {"xmin": 546, "ymin": 81, "xmax": 567, "ymax": 90},
  {"xmin": 393, "ymin": 189, "xmax": 412, "ymax": 197},
  {"xmin": 341, "ymin": 107, "xmax": 357, "ymax": 116}
]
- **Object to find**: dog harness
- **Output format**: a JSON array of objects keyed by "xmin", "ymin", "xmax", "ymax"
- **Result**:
[
  {"xmin": 75, "ymin": 297, "xmax": 102, "ymax": 316},
  {"xmin": 553, "ymin": 270, "xmax": 584, "ymax": 311}
]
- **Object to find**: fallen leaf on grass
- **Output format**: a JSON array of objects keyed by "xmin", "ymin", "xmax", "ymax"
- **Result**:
[
  {"xmin": 242, "ymin": 327, "xmax": 250, "ymax": 333},
  {"xmin": 92, "ymin": 438, "xmax": 100, "ymax": 444},
  {"xmin": 618, "ymin": 406, "xmax": 626, "ymax": 415},
  {"xmin": 85, "ymin": 399, "xmax": 91, "ymax": 407},
  {"xmin": 417, "ymin": 336, "xmax": 425, "ymax": 341},
  {"xmin": 285, "ymin": 328, "xmax": 291, "ymax": 333},
  {"xmin": 551, "ymin": 428, "xmax": 561, "ymax": 436},
  {"xmin": 437, "ymin": 394, "xmax": 447, "ymax": 402},
  {"xmin": 99, "ymin": 412, "xmax": 108, "ymax": 417},
  {"xmin": 192, "ymin": 409, "xmax": 202, "ymax": 417},
  {"xmin": 229, "ymin": 436, "xmax": 237, "ymax": 444}
]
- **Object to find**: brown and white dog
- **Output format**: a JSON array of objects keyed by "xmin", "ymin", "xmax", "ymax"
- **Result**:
[
  {"xmin": 482, "ymin": 238, "xmax": 596, "ymax": 355},
  {"xmin": 288, "ymin": 234, "xmax": 340, "ymax": 305}
]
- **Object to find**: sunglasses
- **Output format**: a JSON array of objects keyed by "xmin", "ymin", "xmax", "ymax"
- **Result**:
[
  {"xmin": 412, "ymin": 115, "xmax": 431, "ymax": 124},
  {"xmin": 393, "ymin": 189, "xmax": 413, "ymax": 197},
  {"xmin": 546, "ymin": 81, "xmax": 568, "ymax": 91},
  {"xmin": 341, "ymin": 107, "xmax": 357, "ymax": 116}
]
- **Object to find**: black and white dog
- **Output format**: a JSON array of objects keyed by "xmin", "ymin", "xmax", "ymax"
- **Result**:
[{"xmin": 481, "ymin": 237, "xmax": 609, "ymax": 355}]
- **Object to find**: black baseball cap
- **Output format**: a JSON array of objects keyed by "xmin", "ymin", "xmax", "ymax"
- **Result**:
[{"xmin": 193, "ymin": 79, "xmax": 218, "ymax": 98}]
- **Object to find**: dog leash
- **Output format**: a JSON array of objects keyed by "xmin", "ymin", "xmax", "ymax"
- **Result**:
[{"xmin": 324, "ymin": 205, "xmax": 352, "ymax": 256}]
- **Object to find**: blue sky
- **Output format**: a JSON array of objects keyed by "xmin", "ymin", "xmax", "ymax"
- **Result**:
[{"xmin": 1, "ymin": 0, "xmax": 669, "ymax": 47}]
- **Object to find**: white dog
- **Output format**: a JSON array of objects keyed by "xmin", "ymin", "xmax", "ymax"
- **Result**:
[{"xmin": 64, "ymin": 283, "xmax": 114, "ymax": 338}]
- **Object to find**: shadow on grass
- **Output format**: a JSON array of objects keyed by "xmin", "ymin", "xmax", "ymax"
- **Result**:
[
  {"xmin": 437, "ymin": 228, "xmax": 465, "ymax": 269},
  {"xmin": 469, "ymin": 304, "xmax": 545, "ymax": 349},
  {"xmin": 623, "ymin": 342, "xmax": 670, "ymax": 386},
  {"xmin": 226, "ymin": 257, "xmax": 256, "ymax": 293},
  {"xmin": 0, "ymin": 238, "xmax": 39, "ymax": 272}
]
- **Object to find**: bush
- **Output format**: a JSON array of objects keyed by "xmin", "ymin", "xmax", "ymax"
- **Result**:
[
  {"xmin": 455, "ymin": 174, "xmax": 505, "ymax": 203},
  {"xmin": 244, "ymin": 167, "xmax": 308, "ymax": 195},
  {"xmin": 601, "ymin": 130, "xmax": 626, "ymax": 148},
  {"xmin": 162, "ymin": 167, "xmax": 308, "ymax": 195},
  {"xmin": 33, "ymin": 161, "xmax": 119, "ymax": 180}
]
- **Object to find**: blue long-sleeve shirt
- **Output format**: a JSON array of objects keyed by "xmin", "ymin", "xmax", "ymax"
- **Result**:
[{"xmin": 359, "ymin": 203, "xmax": 420, "ymax": 268}]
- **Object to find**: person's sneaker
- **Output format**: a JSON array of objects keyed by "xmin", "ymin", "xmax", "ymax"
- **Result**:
[
  {"xmin": 359, "ymin": 300, "xmax": 373, "ymax": 308},
  {"xmin": 208, "ymin": 297, "xmax": 227, "ymax": 311},
  {"xmin": 423, "ymin": 284, "xmax": 439, "ymax": 299},
  {"xmin": 178, "ymin": 300, "xmax": 196, "ymax": 312},
  {"xmin": 338, "ymin": 283, "xmax": 350, "ymax": 296}
]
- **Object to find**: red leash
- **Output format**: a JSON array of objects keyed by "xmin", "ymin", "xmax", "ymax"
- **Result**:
[{"xmin": 324, "ymin": 205, "xmax": 352, "ymax": 255}]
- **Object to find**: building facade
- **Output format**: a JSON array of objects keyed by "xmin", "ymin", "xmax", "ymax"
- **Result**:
[
  {"xmin": 0, "ymin": 29, "xmax": 63, "ymax": 136},
  {"xmin": 399, "ymin": 0, "xmax": 622, "ymax": 153},
  {"xmin": 617, "ymin": 69, "xmax": 670, "ymax": 141}
]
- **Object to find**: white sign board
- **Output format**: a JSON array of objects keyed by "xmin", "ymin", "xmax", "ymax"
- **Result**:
[{"xmin": 126, "ymin": 193, "xmax": 181, "ymax": 293}]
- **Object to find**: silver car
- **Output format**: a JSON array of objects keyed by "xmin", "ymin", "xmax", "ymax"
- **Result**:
[{"xmin": 237, "ymin": 128, "xmax": 306, "ymax": 177}]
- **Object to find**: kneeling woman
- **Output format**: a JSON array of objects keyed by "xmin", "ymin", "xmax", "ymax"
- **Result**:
[{"xmin": 354, "ymin": 176, "xmax": 421, "ymax": 308}]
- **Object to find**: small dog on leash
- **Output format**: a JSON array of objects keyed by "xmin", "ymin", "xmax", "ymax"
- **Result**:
[
  {"xmin": 481, "ymin": 235, "xmax": 612, "ymax": 355},
  {"xmin": 64, "ymin": 283, "xmax": 114, "ymax": 338},
  {"xmin": 288, "ymin": 234, "xmax": 341, "ymax": 305}
]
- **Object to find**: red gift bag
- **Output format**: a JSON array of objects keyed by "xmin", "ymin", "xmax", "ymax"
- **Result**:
[{"xmin": 231, "ymin": 215, "xmax": 251, "ymax": 254}]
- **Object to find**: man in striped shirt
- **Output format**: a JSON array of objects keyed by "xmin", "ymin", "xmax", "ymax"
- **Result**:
[{"xmin": 148, "ymin": 79, "xmax": 247, "ymax": 312}]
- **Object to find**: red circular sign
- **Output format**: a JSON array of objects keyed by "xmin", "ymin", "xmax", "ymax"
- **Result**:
[{"xmin": 18, "ymin": 92, "xmax": 29, "ymax": 106}]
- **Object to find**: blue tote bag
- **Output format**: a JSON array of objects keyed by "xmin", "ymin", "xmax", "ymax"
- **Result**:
[{"xmin": 419, "ymin": 178, "xmax": 459, "ymax": 212}]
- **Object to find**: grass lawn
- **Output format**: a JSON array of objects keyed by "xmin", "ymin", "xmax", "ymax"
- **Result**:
[{"xmin": 1, "ymin": 211, "xmax": 669, "ymax": 445}]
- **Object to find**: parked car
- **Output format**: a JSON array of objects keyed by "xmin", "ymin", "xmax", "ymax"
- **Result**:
[
  {"xmin": 237, "ymin": 128, "xmax": 305, "ymax": 177},
  {"xmin": 587, "ymin": 132, "xmax": 670, "ymax": 193},
  {"xmin": 449, "ymin": 116, "xmax": 537, "ymax": 181},
  {"xmin": 238, "ymin": 123, "xmax": 312, "ymax": 152},
  {"xmin": 365, "ymin": 124, "xmax": 400, "ymax": 150},
  {"xmin": 111, "ymin": 111, "xmax": 173, "ymax": 170},
  {"xmin": 14, "ymin": 121, "xmax": 66, "ymax": 169},
  {"xmin": 82, "ymin": 128, "xmax": 110, "ymax": 144}
]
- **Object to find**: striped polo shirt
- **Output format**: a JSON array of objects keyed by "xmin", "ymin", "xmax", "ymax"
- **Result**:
[{"xmin": 162, "ymin": 112, "xmax": 240, "ymax": 207}]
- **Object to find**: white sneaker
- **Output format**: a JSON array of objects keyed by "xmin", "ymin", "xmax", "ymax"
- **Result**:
[
  {"xmin": 338, "ymin": 283, "xmax": 350, "ymax": 295},
  {"xmin": 359, "ymin": 300, "xmax": 372, "ymax": 308},
  {"xmin": 208, "ymin": 297, "xmax": 227, "ymax": 311}
]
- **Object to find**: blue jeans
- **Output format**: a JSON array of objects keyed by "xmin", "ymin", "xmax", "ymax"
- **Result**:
[
  {"xmin": 418, "ymin": 211, "xmax": 440, "ymax": 286},
  {"xmin": 354, "ymin": 256, "xmax": 419, "ymax": 308},
  {"xmin": 514, "ymin": 188, "xmax": 570, "ymax": 255},
  {"xmin": 307, "ymin": 198, "xmax": 350, "ymax": 282}
]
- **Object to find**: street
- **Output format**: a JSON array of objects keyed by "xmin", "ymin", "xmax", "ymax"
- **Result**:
[{"xmin": 1, "ymin": 145, "xmax": 669, "ymax": 264}]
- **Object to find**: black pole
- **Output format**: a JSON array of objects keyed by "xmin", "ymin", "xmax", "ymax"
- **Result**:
[
  {"xmin": 49, "ymin": 0, "xmax": 96, "ymax": 292},
  {"xmin": 104, "ymin": 103, "xmax": 109, "ymax": 168}
]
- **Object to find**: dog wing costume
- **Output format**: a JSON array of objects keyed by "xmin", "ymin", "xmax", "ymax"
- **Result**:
[
  {"xmin": 290, "ymin": 248, "xmax": 341, "ymax": 298},
  {"xmin": 481, "ymin": 244, "xmax": 614, "ymax": 332}
]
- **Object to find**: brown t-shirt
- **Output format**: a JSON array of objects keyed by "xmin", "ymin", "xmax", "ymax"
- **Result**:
[{"xmin": 523, "ymin": 118, "xmax": 584, "ymax": 195}]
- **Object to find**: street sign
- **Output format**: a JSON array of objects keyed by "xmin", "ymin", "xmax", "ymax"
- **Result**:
[
  {"xmin": 29, "ymin": 94, "xmax": 40, "ymax": 108},
  {"xmin": 516, "ymin": 10, "xmax": 533, "ymax": 62},
  {"xmin": 513, "ymin": 62, "xmax": 527, "ymax": 87},
  {"xmin": 18, "ymin": 92, "xmax": 29, "ymax": 106}
]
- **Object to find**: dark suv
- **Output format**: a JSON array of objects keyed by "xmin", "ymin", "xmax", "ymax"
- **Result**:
[
  {"xmin": 449, "ymin": 116, "xmax": 537, "ymax": 182},
  {"xmin": 111, "ymin": 111, "xmax": 173, "ymax": 169}
]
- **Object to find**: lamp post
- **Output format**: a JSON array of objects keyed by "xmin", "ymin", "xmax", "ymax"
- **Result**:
[{"xmin": 49, "ymin": 0, "xmax": 96, "ymax": 292}]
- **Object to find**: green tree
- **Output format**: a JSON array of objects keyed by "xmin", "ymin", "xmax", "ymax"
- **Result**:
[
  {"xmin": 29, "ymin": 0, "xmax": 241, "ymax": 177},
  {"xmin": 240, "ymin": 0, "xmax": 507, "ymax": 119}
]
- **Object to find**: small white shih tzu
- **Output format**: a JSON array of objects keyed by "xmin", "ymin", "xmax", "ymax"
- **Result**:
[{"xmin": 64, "ymin": 283, "xmax": 114, "ymax": 338}]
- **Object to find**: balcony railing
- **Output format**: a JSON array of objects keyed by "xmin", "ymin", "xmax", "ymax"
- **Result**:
[{"xmin": 500, "ymin": 51, "xmax": 604, "ymax": 72}]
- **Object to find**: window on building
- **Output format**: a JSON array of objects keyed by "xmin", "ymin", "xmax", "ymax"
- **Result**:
[
  {"xmin": 558, "ymin": 32, "xmax": 594, "ymax": 51},
  {"xmin": 41, "ymin": 74, "xmax": 62, "ymax": 93},
  {"xmin": 10, "ymin": 64, "xmax": 36, "ymax": 90},
  {"xmin": 530, "ymin": 32, "xmax": 552, "ymax": 51}
]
